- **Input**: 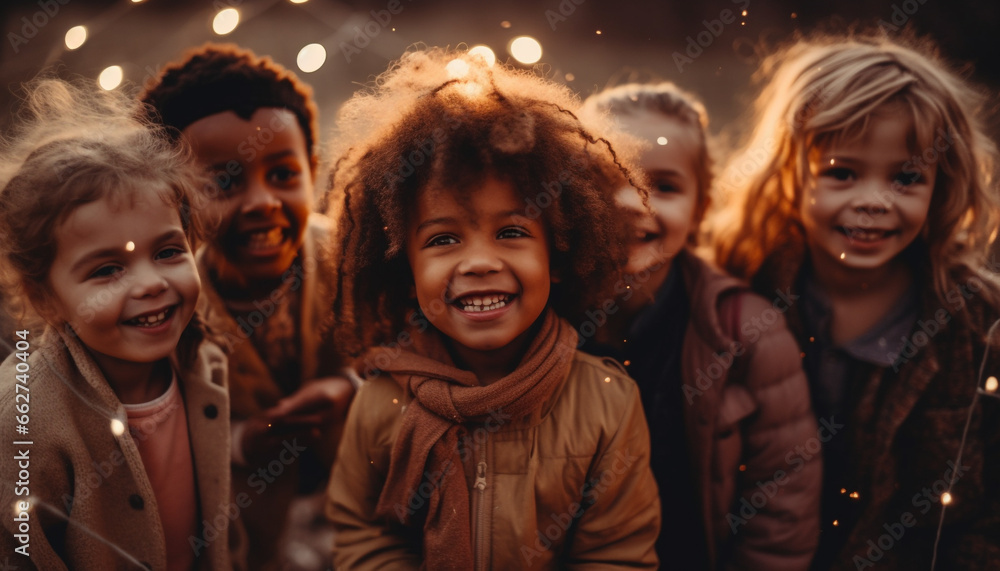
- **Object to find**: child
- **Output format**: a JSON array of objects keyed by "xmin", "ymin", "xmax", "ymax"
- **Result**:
[
  {"xmin": 141, "ymin": 44, "xmax": 354, "ymax": 568},
  {"xmin": 324, "ymin": 48, "xmax": 660, "ymax": 569},
  {"xmin": 578, "ymin": 83, "xmax": 821, "ymax": 569},
  {"xmin": 713, "ymin": 34, "xmax": 1000, "ymax": 570},
  {"xmin": 0, "ymin": 79, "xmax": 241, "ymax": 569}
]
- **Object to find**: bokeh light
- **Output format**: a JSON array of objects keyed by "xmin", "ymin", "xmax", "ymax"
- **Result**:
[
  {"xmin": 297, "ymin": 43, "xmax": 327, "ymax": 73},
  {"xmin": 509, "ymin": 36, "xmax": 542, "ymax": 64},
  {"xmin": 98, "ymin": 66, "xmax": 123, "ymax": 90},
  {"xmin": 468, "ymin": 45, "xmax": 496, "ymax": 67},
  {"xmin": 213, "ymin": 8, "xmax": 239, "ymax": 35},
  {"xmin": 65, "ymin": 26, "xmax": 87, "ymax": 50}
]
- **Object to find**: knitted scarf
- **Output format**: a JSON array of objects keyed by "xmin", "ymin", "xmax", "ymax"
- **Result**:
[{"xmin": 371, "ymin": 309, "xmax": 578, "ymax": 570}]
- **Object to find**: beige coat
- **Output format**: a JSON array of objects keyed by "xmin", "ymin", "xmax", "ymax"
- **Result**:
[
  {"xmin": 0, "ymin": 327, "xmax": 241, "ymax": 570},
  {"xmin": 327, "ymin": 350, "xmax": 660, "ymax": 570}
]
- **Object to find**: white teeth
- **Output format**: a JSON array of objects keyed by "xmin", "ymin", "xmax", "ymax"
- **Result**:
[
  {"xmin": 247, "ymin": 228, "xmax": 283, "ymax": 250},
  {"xmin": 457, "ymin": 294, "xmax": 511, "ymax": 312},
  {"xmin": 131, "ymin": 309, "xmax": 169, "ymax": 327}
]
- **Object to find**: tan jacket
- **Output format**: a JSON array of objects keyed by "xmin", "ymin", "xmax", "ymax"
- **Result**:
[
  {"xmin": 196, "ymin": 214, "xmax": 341, "ymax": 567},
  {"xmin": 327, "ymin": 351, "xmax": 660, "ymax": 570},
  {"xmin": 0, "ymin": 327, "xmax": 241, "ymax": 570},
  {"xmin": 676, "ymin": 251, "xmax": 821, "ymax": 570}
]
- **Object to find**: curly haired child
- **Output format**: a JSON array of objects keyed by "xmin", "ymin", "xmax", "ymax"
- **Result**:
[
  {"xmin": 324, "ymin": 48, "xmax": 660, "ymax": 569},
  {"xmin": 579, "ymin": 83, "xmax": 821, "ymax": 570},
  {"xmin": 713, "ymin": 33, "xmax": 1000, "ymax": 570},
  {"xmin": 0, "ymin": 78, "xmax": 242, "ymax": 569},
  {"xmin": 141, "ymin": 44, "xmax": 353, "ymax": 568}
]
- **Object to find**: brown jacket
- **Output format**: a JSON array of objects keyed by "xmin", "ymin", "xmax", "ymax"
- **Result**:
[
  {"xmin": 196, "ymin": 215, "xmax": 341, "ymax": 567},
  {"xmin": 677, "ymin": 251, "xmax": 821, "ymax": 570},
  {"xmin": 0, "ymin": 327, "xmax": 242, "ymax": 570},
  {"xmin": 327, "ymin": 351, "xmax": 660, "ymax": 570},
  {"xmin": 754, "ymin": 246, "xmax": 1000, "ymax": 570}
]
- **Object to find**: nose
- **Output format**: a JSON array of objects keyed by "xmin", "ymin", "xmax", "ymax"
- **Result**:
[
  {"xmin": 129, "ymin": 262, "xmax": 169, "ymax": 299},
  {"xmin": 851, "ymin": 180, "xmax": 893, "ymax": 216},
  {"xmin": 456, "ymin": 238, "xmax": 503, "ymax": 276},
  {"xmin": 242, "ymin": 177, "xmax": 281, "ymax": 214}
]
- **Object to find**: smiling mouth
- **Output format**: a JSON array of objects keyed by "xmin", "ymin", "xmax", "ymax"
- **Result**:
[
  {"xmin": 244, "ymin": 227, "xmax": 287, "ymax": 252},
  {"xmin": 124, "ymin": 306, "xmax": 176, "ymax": 327},
  {"xmin": 454, "ymin": 293, "xmax": 515, "ymax": 312},
  {"xmin": 837, "ymin": 226, "xmax": 898, "ymax": 242}
]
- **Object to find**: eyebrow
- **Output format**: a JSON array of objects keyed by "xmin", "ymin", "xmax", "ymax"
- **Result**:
[
  {"xmin": 70, "ymin": 229, "xmax": 187, "ymax": 274},
  {"xmin": 415, "ymin": 216, "xmax": 459, "ymax": 233}
]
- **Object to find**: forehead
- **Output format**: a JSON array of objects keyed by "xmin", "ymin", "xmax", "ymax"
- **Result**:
[
  {"xmin": 412, "ymin": 177, "xmax": 535, "ymax": 223},
  {"xmin": 816, "ymin": 104, "xmax": 923, "ymax": 156},
  {"xmin": 617, "ymin": 112, "xmax": 700, "ymax": 171},
  {"xmin": 56, "ymin": 190, "xmax": 182, "ymax": 246},
  {"xmin": 181, "ymin": 107, "xmax": 307, "ymax": 162}
]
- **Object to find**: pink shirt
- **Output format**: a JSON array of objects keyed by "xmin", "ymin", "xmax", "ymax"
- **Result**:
[{"xmin": 125, "ymin": 374, "xmax": 199, "ymax": 570}]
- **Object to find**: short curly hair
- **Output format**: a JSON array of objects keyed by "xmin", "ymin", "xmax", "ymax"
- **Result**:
[
  {"xmin": 327, "ymin": 47, "xmax": 639, "ymax": 357},
  {"xmin": 140, "ymin": 42, "xmax": 320, "ymax": 173}
]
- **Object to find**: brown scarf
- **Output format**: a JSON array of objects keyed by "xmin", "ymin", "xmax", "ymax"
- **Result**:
[{"xmin": 370, "ymin": 309, "xmax": 578, "ymax": 570}]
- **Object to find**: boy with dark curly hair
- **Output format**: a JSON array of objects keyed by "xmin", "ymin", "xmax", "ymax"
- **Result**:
[
  {"xmin": 141, "ymin": 43, "xmax": 353, "ymax": 569},
  {"xmin": 324, "ymin": 47, "xmax": 660, "ymax": 569}
]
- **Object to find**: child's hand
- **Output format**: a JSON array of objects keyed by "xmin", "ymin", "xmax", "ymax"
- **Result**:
[{"xmin": 264, "ymin": 376, "xmax": 356, "ymax": 434}]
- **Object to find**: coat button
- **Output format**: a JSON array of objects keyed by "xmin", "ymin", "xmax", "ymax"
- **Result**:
[
  {"xmin": 204, "ymin": 404, "xmax": 218, "ymax": 419},
  {"xmin": 129, "ymin": 494, "xmax": 144, "ymax": 510}
]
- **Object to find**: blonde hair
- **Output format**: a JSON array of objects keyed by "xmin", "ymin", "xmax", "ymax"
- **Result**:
[
  {"xmin": 0, "ymin": 78, "xmax": 210, "ymax": 362},
  {"xmin": 713, "ymin": 33, "xmax": 1000, "ymax": 314},
  {"xmin": 580, "ymin": 82, "xmax": 714, "ymax": 236}
]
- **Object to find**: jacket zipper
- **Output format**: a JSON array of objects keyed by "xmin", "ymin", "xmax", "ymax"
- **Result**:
[{"xmin": 474, "ymin": 443, "xmax": 488, "ymax": 571}]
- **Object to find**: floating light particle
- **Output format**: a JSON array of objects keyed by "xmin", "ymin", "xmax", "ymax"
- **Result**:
[
  {"xmin": 986, "ymin": 376, "xmax": 998, "ymax": 392},
  {"xmin": 110, "ymin": 418, "xmax": 126, "ymax": 436},
  {"xmin": 213, "ymin": 8, "xmax": 239, "ymax": 35},
  {"xmin": 65, "ymin": 25, "xmax": 87, "ymax": 50},
  {"xmin": 657, "ymin": 136, "xmax": 668, "ymax": 146}
]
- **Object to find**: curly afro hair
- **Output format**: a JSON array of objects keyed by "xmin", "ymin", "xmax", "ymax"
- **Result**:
[
  {"xmin": 327, "ymin": 47, "xmax": 642, "ymax": 358},
  {"xmin": 140, "ymin": 42, "xmax": 320, "ymax": 174}
]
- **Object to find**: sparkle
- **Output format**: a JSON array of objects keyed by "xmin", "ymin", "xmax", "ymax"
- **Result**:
[
  {"xmin": 392, "ymin": 398, "xmax": 399, "ymax": 404},
  {"xmin": 830, "ymin": 158, "xmax": 836, "ymax": 165},
  {"xmin": 986, "ymin": 376, "xmax": 998, "ymax": 392},
  {"xmin": 942, "ymin": 492, "xmax": 953, "ymax": 505},
  {"xmin": 809, "ymin": 336, "xmax": 815, "ymax": 342},
  {"xmin": 110, "ymin": 418, "xmax": 125, "ymax": 436},
  {"xmin": 125, "ymin": 241, "xmax": 135, "ymax": 251},
  {"xmin": 739, "ymin": 464, "xmax": 746, "ymax": 472},
  {"xmin": 500, "ymin": 20, "xmax": 511, "ymax": 28},
  {"xmin": 656, "ymin": 136, "xmax": 668, "ymax": 146},
  {"xmin": 742, "ymin": 9, "xmax": 747, "ymax": 15},
  {"xmin": 840, "ymin": 488, "xmax": 847, "ymax": 494},
  {"xmin": 603, "ymin": 377, "xmax": 611, "ymax": 383},
  {"xmin": 840, "ymin": 253, "xmax": 846, "ymax": 260},
  {"xmin": 623, "ymin": 360, "xmax": 631, "ymax": 366},
  {"xmin": 595, "ymin": 30, "xmax": 602, "ymax": 35},
  {"xmin": 849, "ymin": 491, "xmax": 860, "ymax": 499},
  {"xmin": 832, "ymin": 519, "xmax": 839, "ymax": 526}
]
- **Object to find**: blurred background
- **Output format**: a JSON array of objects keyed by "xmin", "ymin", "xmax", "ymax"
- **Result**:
[{"xmin": 2, "ymin": 0, "xmax": 999, "ymax": 151}]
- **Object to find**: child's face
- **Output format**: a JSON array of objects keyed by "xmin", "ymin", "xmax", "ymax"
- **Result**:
[
  {"xmin": 182, "ymin": 108, "xmax": 313, "ymax": 285},
  {"xmin": 615, "ymin": 112, "xmax": 700, "ymax": 296},
  {"xmin": 406, "ymin": 177, "xmax": 552, "ymax": 358},
  {"xmin": 45, "ymin": 192, "xmax": 200, "ymax": 370},
  {"xmin": 801, "ymin": 113, "xmax": 935, "ymax": 275}
]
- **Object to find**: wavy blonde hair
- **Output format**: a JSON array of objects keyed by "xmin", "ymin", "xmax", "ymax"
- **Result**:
[{"xmin": 713, "ymin": 33, "xmax": 1000, "ymax": 315}]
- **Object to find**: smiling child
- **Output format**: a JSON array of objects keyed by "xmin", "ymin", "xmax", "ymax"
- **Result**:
[{"xmin": 324, "ymin": 48, "xmax": 660, "ymax": 569}]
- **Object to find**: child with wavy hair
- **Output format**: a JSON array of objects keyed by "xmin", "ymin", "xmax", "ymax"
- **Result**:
[
  {"xmin": 325, "ymin": 48, "xmax": 660, "ymax": 569},
  {"xmin": 579, "ymin": 82, "xmax": 820, "ymax": 570},
  {"xmin": 714, "ymin": 34, "xmax": 1000, "ymax": 569},
  {"xmin": 0, "ymin": 79, "xmax": 241, "ymax": 569}
]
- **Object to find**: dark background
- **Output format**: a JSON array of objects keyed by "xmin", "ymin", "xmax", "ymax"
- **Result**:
[{"xmin": 2, "ymin": 0, "xmax": 999, "ymax": 149}]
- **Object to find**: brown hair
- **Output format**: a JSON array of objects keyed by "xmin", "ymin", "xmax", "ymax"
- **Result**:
[
  {"xmin": 327, "ymin": 47, "xmax": 639, "ymax": 357},
  {"xmin": 0, "ymin": 78, "xmax": 210, "ymax": 365}
]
